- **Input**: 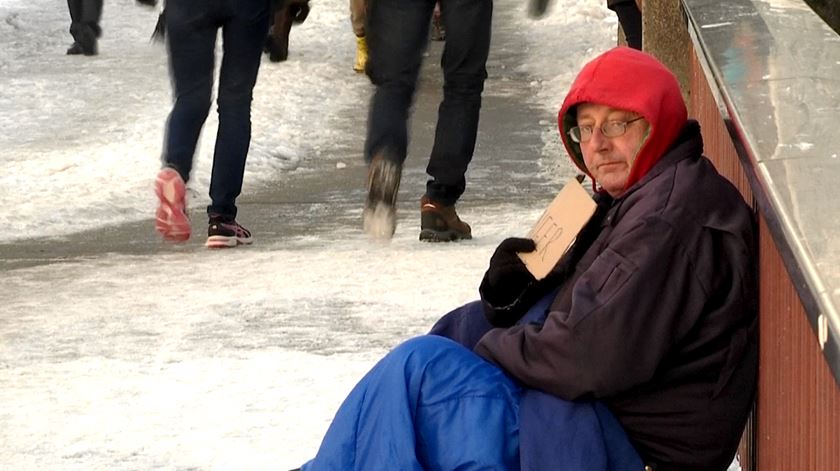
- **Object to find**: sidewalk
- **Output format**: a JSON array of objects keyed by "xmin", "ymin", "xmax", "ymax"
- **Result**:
[
  {"xmin": 0, "ymin": 3, "xmax": 592, "ymax": 469},
  {"xmin": 0, "ymin": 18, "xmax": 571, "ymax": 270}
]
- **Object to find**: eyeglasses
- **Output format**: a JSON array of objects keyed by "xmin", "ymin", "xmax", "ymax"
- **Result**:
[{"xmin": 568, "ymin": 116, "xmax": 644, "ymax": 143}]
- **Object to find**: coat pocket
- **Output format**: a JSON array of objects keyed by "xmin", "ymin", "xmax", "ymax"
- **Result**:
[{"xmin": 568, "ymin": 248, "xmax": 635, "ymax": 326}]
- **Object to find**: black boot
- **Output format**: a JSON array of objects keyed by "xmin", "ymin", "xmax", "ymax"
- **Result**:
[
  {"xmin": 78, "ymin": 24, "xmax": 98, "ymax": 56},
  {"xmin": 66, "ymin": 42, "xmax": 84, "ymax": 55}
]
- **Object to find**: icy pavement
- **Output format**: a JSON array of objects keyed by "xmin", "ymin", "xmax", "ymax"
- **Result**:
[{"xmin": 0, "ymin": 1, "xmax": 749, "ymax": 470}]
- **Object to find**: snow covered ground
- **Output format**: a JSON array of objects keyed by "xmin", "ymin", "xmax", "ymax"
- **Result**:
[{"xmin": 0, "ymin": 0, "xmax": 741, "ymax": 469}]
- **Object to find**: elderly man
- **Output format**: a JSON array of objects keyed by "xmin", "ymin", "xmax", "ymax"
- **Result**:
[{"xmin": 295, "ymin": 47, "xmax": 757, "ymax": 471}]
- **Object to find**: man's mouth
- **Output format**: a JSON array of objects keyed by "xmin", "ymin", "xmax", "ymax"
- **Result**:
[{"xmin": 598, "ymin": 161, "xmax": 623, "ymax": 170}]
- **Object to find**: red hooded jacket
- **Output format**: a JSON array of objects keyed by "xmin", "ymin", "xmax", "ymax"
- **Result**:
[{"xmin": 558, "ymin": 47, "xmax": 687, "ymax": 194}]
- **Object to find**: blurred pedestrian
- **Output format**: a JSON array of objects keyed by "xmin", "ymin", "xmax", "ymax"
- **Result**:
[
  {"xmin": 349, "ymin": 0, "xmax": 368, "ymax": 72},
  {"xmin": 264, "ymin": 0, "xmax": 311, "ymax": 62},
  {"xmin": 66, "ymin": 0, "xmax": 103, "ymax": 56},
  {"xmin": 608, "ymin": 0, "xmax": 642, "ymax": 50},
  {"xmin": 430, "ymin": 1, "xmax": 445, "ymax": 41},
  {"xmin": 362, "ymin": 0, "xmax": 492, "ymax": 242},
  {"xmin": 154, "ymin": 0, "xmax": 270, "ymax": 248}
]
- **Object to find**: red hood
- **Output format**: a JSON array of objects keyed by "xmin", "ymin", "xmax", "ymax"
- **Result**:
[{"xmin": 557, "ymin": 47, "xmax": 687, "ymax": 194}]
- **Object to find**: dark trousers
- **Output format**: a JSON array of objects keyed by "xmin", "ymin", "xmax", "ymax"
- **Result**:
[
  {"xmin": 162, "ymin": 0, "xmax": 270, "ymax": 219},
  {"xmin": 365, "ymin": 0, "xmax": 493, "ymax": 206},
  {"xmin": 608, "ymin": 0, "xmax": 642, "ymax": 50},
  {"xmin": 67, "ymin": 0, "xmax": 103, "ymax": 41}
]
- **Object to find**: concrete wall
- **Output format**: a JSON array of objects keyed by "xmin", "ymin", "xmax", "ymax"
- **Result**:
[{"xmin": 638, "ymin": 0, "xmax": 691, "ymax": 103}]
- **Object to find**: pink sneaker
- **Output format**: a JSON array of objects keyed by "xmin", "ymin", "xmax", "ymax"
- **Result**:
[{"xmin": 154, "ymin": 167, "xmax": 191, "ymax": 242}]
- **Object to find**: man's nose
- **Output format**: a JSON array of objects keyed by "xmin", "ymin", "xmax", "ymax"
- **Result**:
[{"xmin": 588, "ymin": 126, "xmax": 608, "ymax": 148}]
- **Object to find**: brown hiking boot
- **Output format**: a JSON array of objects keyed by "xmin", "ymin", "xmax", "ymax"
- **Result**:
[
  {"xmin": 363, "ymin": 153, "xmax": 402, "ymax": 240},
  {"xmin": 419, "ymin": 195, "xmax": 472, "ymax": 242}
]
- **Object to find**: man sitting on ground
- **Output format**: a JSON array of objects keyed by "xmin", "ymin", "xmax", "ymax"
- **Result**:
[{"xmin": 295, "ymin": 47, "xmax": 757, "ymax": 471}]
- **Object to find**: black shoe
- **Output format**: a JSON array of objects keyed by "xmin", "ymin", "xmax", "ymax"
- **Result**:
[
  {"xmin": 206, "ymin": 215, "xmax": 253, "ymax": 248},
  {"xmin": 78, "ymin": 25, "xmax": 98, "ymax": 56},
  {"xmin": 66, "ymin": 42, "xmax": 84, "ymax": 55},
  {"xmin": 363, "ymin": 152, "xmax": 402, "ymax": 240},
  {"xmin": 81, "ymin": 38, "xmax": 98, "ymax": 56},
  {"xmin": 419, "ymin": 195, "xmax": 472, "ymax": 242}
]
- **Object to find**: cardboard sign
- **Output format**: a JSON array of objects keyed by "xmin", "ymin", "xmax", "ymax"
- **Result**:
[{"xmin": 518, "ymin": 178, "xmax": 597, "ymax": 280}]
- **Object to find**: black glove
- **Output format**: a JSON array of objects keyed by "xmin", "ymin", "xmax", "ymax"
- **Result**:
[
  {"xmin": 290, "ymin": 0, "xmax": 310, "ymax": 24},
  {"xmin": 479, "ymin": 237, "xmax": 537, "ymax": 326}
]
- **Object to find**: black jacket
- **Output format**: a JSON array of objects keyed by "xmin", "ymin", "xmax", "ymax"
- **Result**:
[{"xmin": 476, "ymin": 123, "xmax": 758, "ymax": 470}]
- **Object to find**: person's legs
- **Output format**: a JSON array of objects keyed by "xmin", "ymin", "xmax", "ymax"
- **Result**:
[
  {"xmin": 66, "ymin": 0, "xmax": 82, "ymax": 52},
  {"xmin": 265, "ymin": 0, "xmax": 302, "ymax": 63},
  {"xmin": 609, "ymin": 0, "xmax": 642, "ymax": 50},
  {"xmin": 362, "ymin": 0, "xmax": 435, "ymax": 239},
  {"xmin": 350, "ymin": 0, "xmax": 368, "ymax": 72},
  {"xmin": 82, "ymin": 0, "xmax": 103, "ymax": 38},
  {"xmin": 416, "ymin": 0, "xmax": 491, "ymax": 242},
  {"xmin": 208, "ymin": 0, "xmax": 269, "ymax": 222},
  {"xmin": 349, "ymin": 0, "xmax": 366, "ymax": 37},
  {"xmin": 162, "ymin": 1, "xmax": 217, "ymax": 183},
  {"xmin": 156, "ymin": 0, "xmax": 218, "ymax": 242},
  {"xmin": 67, "ymin": 0, "xmax": 81, "ymax": 32},
  {"xmin": 66, "ymin": 0, "xmax": 100, "ymax": 55},
  {"xmin": 425, "ymin": 0, "xmax": 492, "ymax": 207},
  {"xmin": 364, "ymin": 0, "xmax": 434, "ymax": 165},
  {"xmin": 301, "ymin": 336, "xmax": 520, "ymax": 470}
]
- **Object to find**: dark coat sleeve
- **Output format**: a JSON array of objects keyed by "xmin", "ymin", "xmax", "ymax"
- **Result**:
[{"xmin": 474, "ymin": 216, "xmax": 710, "ymax": 400}]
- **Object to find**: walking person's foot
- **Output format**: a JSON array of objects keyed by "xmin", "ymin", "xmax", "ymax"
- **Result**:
[
  {"xmin": 66, "ymin": 42, "xmax": 84, "ymax": 55},
  {"xmin": 418, "ymin": 195, "xmax": 472, "ymax": 242},
  {"xmin": 206, "ymin": 215, "xmax": 253, "ymax": 248},
  {"xmin": 154, "ymin": 167, "xmax": 191, "ymax": 242},
  {"xmin": 363, "ymin": 153, "xmax": 402, "ymax": 240},
  {"xmin": 78, "ymin": 24, "xmax": 98, "ymax": 56},
  {"xmin": 353, "ymin": 35, "xmax": 368, "ymax": 72}
]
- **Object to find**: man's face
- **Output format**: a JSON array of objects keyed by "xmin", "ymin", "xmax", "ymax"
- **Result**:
[{"xmin": 575, "ymin": 104, "xmax": 649, "ymax": 197}]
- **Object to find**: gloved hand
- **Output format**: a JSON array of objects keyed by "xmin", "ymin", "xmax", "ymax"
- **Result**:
[
  {"xmin": 479, "ymin": 237, "xmax": 537, "ymax": 326},
  {"xmin": 290, "ymin": 0, "xmax": 310, "ymax": 24}
]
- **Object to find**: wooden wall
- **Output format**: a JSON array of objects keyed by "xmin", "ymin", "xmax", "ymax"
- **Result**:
[{"xmin": 688, "ymin": 48, "xmax": 840, "ymax": 471}]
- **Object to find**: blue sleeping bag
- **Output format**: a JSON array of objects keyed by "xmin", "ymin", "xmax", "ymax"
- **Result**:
[
  {"xmin": 300, "ymin": 292, "xmax": 642, "ymax": 470},
  {"xmin": 430, "ymin": 292, "xmax": 643, "ymax": 471}
]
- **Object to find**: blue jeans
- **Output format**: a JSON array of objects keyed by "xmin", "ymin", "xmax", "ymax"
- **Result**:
[
  {"xmin": 364, "ymin": 0, "xmax": 493, "ymax": 206},
  {"xmin": 163, "ymin": 0, "xmax": 270, "ymax": 219}
]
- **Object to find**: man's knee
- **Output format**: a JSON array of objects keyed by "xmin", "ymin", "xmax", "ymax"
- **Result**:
[{"xmin": 390, "ymin": 335, "xmax": 460, "ymax": 363}]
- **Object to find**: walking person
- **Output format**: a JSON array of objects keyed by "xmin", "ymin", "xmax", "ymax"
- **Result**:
[
  {"xmin": 66, "ymin": 0, "xmax": 103, "ymax": 56},
  {"xmin": 362, "ymin": 0, "xmax": 492, "ymax": 242},
  {"xmin": 154, "ymin": 0, "xmax": 270, "ymax": 248}
]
